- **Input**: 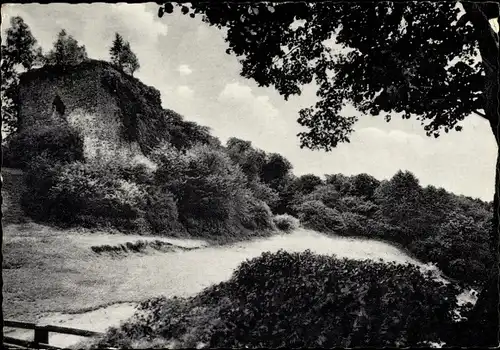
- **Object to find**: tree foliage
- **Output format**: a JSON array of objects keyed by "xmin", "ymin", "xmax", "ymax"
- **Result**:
[
  {"xmin": 288, "ymin": 169, "xmax": 493, "ymax": 287},
  {"xmin": 226, "ymin": 137, "xmax": 266, "ymax": 181},
  {"xmin": 374, "ymin": 171, "xmax": 424, "ymax": 231},
  {"xmin": 121, "ymin": 42, "xmax": 140, "ymax": 76},
  {"xmin": 260, "ymin": 152, "xmax": 293, "ymax": 191},
  {"xmin": 153, "ymin": 143, "xmax": 274, "ymax": 237},
  {"xmin": 109, "ymin": 33, "xmax": 140, "ymax": 76},
  {"xmin": 109, "ymin": 33, "xmax": 125, "ymax": 68},
  {"xmin": 1, "ymin": 16, "xmax": 42, "ymax": 135},
  {"xmin": 45, "ymin": 29, "xmax": 88, "ymax": 66},
  {"xmin": 160, "ymin": 2, "xmax": 498, "ymax": 150}
]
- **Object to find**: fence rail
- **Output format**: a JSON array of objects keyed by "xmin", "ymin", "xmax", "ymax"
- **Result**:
[{"xmin": 3, "ymin": 320, "xmax": 105, "ymax": 349}]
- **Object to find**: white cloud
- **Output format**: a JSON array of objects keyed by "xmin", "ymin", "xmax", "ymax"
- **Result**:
[
  {"xmin": 218, "ymin": 83, "xmax": 280, "ymax": 119},
  {"xmin": 178, "ymin": 64, "xmax": 192, "ymax": 76},
  {"xmin": 176, "ymin": 85, "xmax": 194, "ymax": 99},
  {"xmin": 219, "ymin": 82, "xmax": 253, "ymax": 100},
  {"xmin": 212, "ymin": 82, "xmax": 288, "ymax": 150}
]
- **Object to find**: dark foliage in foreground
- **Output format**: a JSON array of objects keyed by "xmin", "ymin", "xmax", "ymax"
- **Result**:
[{"xmin": 92, "ymin": 250, "xmax": 462, "ymax": 349}]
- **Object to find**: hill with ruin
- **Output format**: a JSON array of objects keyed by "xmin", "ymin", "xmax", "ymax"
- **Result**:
[{"xmin": 15, "ymin": 59, "xmax": 216, "ymax": 166}]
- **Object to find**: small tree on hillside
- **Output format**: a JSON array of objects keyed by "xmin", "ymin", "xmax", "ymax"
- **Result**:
[
  {"xmin": 121, "ymin": 42, "xmax": 140, "ymax": 76},
  {"xmin": 109, "ymin": 33, "xmax": 125, "ymax": 69},
  {"xmin": 108, "ymin": 33, "xmax": 140, "ymax": 76},
  {"xmin": 45, "ymin": 29, "xmax": 88, "ymax": 66}
]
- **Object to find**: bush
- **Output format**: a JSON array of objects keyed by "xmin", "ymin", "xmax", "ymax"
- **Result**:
[
  {"xmin": 93, "ymin": 250, "xmax": 462, "ymax": 348},
  {"xmin": 300, "ymin": 184, "xmax": 342, "ymax": 210},
  {"xmin": 110, "ymin": 159, "xmax": 155, "ymax": 185},
  {"xmin": 47, "ymin": 161, "xmax": 148, "ymax": 230},
  {"xmin": 144, "ymin": 186, "xmax": 185, "ymax": 236},
  {"xmin": 3, "ymin": 122, "xmax": 84, "ymax": 168},
  {"xmin": 248, "ymin": 181, "xmax": 280, "ymax": 212},
  {"xmin": 21, "ymin": 154, "xmax": 65, "ymax": 220},
  {"xmin": 338, "ymin": 196, "xmax": 379, "ymax": 217},
  {"xmin": 295, "ymin": 200, "xmax": 345, "ymax": 234},
  {"xmin": 240, "ymin": 197, "xmax": 275, "ymax": 231},
  {"xmin": 22, "ymin": 157, "xmax": 150, "ymax": 231},
  {"xmin": 153, "ymin": 144, "xmax": 274, "ymax": 238},
  {"xmin": 273, "ymin": 214, "xmax": 299, "ymax": 232}
]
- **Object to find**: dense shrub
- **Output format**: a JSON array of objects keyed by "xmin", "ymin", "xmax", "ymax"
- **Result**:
[
  {"xmin": 300, "ymin": 184, "xmax": 342, "ymax": 210},
  {"xmin": 409, "ymin": 213, "xmax": 493, "ymax": 286},
  {"xmin": 240, "ymin": 197, "xmax": 275, "ymax": 231},
  {"xmin": 340, "ymin": 211, "xmax": 408, "ymax": 241},
  {"xmin": 337, "ymin": 196, "xmax": 379, "ymax": 217},
  {"xmin": 150, "ymin": 143, "xmax": 188, "ymax": 184},
  {"xmin": 295, "ymin": 200, "xmax": 345, "ymax": 234},
  {"xmin": 21, "ymin": 154, "xmax": 65, "ymax": 220},
  {"xmin": 22, "ymin": 157, "xmax": 151, "ymax": 231},
  {"xmin": 109, "ymin": 159, "xmax": 155, "ymax": 185},
  {"xmin": 93, "ymin": 250, "xmax": 462, "ymax": 349},
  {"xmin": 260, "ymin": 153, "xmax": 293, "ymax": 191},
  {"xmin": 3, "ymin": 122, "xmax": 84, "ymax": 168},
  {"xmin": 46, "ymin": 160, "xmax": 148, "ymax": 230},
  {"xmin": 153, "ymin": 144, "xmax": 274, "ymax": 238},
  {"xmin": 176, "ymin": 145, "xmax": 247, "ymax": 221},
  {"xmin": 143, "ymin": 186, "xmax": 185, "ymax": 236},
  {"xmin": 225, "ymin": 137, "xmax": 267, "ymax": 181},
  {"xmin": 163, "ymin": 109, "xmax": 216, "ymax": 151},
  {"xmin": 273, "ymin": 214, "xmax": 299, "ymax": 232},
  {"xmin": 293, "ymin": 169, "xmax": 494, "ymax": 289},
  {"xmin": 248, "ymin": 181, "xmax": 280, "ymax": 211}
]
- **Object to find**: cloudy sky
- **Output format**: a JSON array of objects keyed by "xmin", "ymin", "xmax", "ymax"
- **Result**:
[{"xmin": 2, "ymin": 3, "xmax": 497, "ymax": 200}]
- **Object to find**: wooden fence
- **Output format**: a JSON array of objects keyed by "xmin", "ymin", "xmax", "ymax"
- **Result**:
[{"xmin": 3, "ymin": 320, "xmax": 108, "ymax": 350}]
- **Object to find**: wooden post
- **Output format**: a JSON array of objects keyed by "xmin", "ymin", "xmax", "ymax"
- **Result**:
[{"xmin": 34, "ymin": 325, "xmax": 49, "ymax": 348}]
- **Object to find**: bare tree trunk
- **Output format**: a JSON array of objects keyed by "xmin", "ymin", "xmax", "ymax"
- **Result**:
[{"xmin": 458, "ymin": 2, "xmax": 499, "ymax": 347}]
